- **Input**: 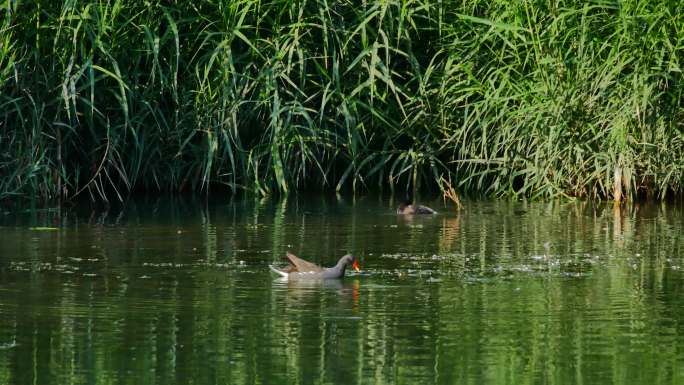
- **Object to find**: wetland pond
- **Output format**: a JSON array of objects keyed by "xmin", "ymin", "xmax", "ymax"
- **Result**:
[{"xmin": 0, "ymin": 196, "xmax": 683, "ymax": 384}]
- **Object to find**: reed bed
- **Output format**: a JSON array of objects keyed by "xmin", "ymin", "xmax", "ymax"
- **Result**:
[{"xmin": 1, "ymin": 0, "xmax": 683, "ymax": 202}]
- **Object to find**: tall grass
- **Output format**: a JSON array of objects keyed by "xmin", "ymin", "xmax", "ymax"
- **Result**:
[{"xmin": 1, "ymin": 0, "xmax": 683, "ymax": 202}]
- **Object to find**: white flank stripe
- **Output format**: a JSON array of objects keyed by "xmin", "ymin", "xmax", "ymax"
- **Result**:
[{"xmin": 269, "ymin": 265, "xmax": 289, "ymax": 278}]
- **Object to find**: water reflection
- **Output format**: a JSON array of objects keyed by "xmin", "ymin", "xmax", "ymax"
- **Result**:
[{"xmin": 0, "ymin": 197, "xmax": 683, "ymax": 384}]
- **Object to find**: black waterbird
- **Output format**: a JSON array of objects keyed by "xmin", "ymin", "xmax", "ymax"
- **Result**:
[{"xmin": 269, "ymin": 252, "xmax": 360, "ymax": 280}]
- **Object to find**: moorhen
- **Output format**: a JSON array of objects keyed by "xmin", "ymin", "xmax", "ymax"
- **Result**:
[
  {"xmin": 269, "ymin": 252, "xmax": 360, "ymax": 279},
  {"xmin": 396, "ymin": 201, "xmax": 437, "ymax": 215}
]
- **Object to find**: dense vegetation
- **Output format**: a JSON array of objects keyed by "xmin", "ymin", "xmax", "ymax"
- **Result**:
[{"xmin": 1, "ymin": 0, "xmax": 683, "ymax": 202}]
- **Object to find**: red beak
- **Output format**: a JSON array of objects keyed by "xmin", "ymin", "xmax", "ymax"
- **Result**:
[{"xmin": 352, "ymin": 260, "xmax": 360, "ymax": 272}]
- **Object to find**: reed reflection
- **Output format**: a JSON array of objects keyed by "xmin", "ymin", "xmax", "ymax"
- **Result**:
[{"xmin": 0, "ymin": 198, "xmax": 683, "ymax": 384}]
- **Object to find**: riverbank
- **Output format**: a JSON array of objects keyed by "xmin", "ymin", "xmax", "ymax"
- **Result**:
[{"xmin": 1, "ymin": 1, "xmax": 682, "ymax": 202}]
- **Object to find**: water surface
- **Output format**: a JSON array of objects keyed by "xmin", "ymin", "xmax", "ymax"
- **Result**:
[{"xmin": 1, "ymin": 197, "xmax": 683, "ymax": 384}]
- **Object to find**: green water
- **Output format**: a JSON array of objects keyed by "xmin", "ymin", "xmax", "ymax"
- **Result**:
[{"xmin": 0, "ymin": 197, "xmax": 683, "ymax": 384}]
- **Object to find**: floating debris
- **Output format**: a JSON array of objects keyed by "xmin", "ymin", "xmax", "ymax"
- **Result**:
[{"xmin": 0, "ymin": 341, "xmax": 17, "ymax": 350}]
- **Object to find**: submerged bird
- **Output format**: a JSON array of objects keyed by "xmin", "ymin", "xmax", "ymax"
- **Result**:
[
  {"xmin": 396, "ymin": 201, "xmax": 437, "ymax": 215},
  {"xmin": 269, "ymin": 252, "xmax": 360, "ymax": 280}
]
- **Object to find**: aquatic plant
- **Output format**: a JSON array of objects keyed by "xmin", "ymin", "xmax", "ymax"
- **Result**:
[{"xmin": 1, "ymin": 0, "xmax": 683, "ymax": 201}]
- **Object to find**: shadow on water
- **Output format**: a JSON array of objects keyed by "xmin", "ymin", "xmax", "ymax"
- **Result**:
[{"xmin": 0, "ymin": 196, "xmax": 684, "ymax": 384}]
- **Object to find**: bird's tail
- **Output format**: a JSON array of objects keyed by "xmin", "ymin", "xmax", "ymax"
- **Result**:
[{"xmin": 269, "ymin": 265, "xmax": 289, "ymax": 278}]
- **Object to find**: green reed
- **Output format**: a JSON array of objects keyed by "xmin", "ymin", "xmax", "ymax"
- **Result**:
[{"xmin": 1, "ymin": 0, "xmax": 683, "ymax": 202}]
